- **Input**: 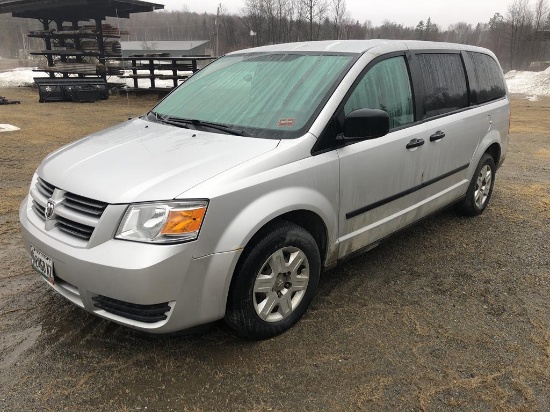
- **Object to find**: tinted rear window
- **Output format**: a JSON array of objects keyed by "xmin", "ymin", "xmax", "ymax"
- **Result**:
[
  {"xmin": 418, "ymin": 53, "xmax": 468, "ymax": 119},
  {"xmin": 467, "ymin": 52, "xmax": 506, "ymax": 104}
]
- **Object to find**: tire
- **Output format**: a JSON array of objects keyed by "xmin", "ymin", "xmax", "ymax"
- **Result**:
[
  {"xmin": 225, "ymin": 221, "xmax": 321, "ymax": 340},
  {"xmin": 456, "ymin": 153, "xmax": 496, "ymax": 217}
]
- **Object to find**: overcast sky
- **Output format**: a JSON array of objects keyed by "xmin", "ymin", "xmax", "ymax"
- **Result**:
[{"xmin": 160, "ymin": 0, "xmax": 509, "ymax": 29}]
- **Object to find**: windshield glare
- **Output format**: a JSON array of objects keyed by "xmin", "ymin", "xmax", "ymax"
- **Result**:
[{"xmin": 152, "ymin": 53, "xmax": 354, "ymax": 138}]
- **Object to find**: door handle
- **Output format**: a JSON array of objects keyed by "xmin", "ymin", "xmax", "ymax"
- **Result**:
[
  {"xmin": 406, "ymin": 138, "xmax": 425, "ymax": 150},
  {"xmin": 430, "ymin": 130, "xmax": 446, "ymax": 142}
]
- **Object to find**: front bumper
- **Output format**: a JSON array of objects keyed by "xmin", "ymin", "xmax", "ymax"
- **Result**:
[{"xmin": 19, "ymin": 195, "xmax": 240, "ymax": 333}]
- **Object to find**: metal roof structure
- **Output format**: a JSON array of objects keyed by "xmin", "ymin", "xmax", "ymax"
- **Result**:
[
  {"xmin": 122, "ymin": 41, "xmax": 211, "ymax": 51},
  {"xmin": 121, "ymin": 40, "xmax": 212, "ymax": 57},
  {"xmin": 0, "ymin": 0, "xmax": 163, "ymax": 20}
]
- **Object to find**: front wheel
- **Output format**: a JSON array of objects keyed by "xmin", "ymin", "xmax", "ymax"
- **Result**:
[
  {"xmin": 456, "ymin": 153, "xmax": 496, "ymax": 216},
  {"xmin": 225, "ymin": 221, "xmax": 321, "ymax": 340}
]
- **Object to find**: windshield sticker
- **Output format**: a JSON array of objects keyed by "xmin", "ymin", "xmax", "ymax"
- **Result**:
[{"xmin": 278, "ymin": 118, "xmax": 295, "ymax": 128}]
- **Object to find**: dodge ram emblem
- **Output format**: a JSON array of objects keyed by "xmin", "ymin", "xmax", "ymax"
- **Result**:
[{"xmin": 45, "ymin": 199, "xmax": 55, "ymax": 221}]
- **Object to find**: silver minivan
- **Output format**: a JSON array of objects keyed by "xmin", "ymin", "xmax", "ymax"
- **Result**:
[{"xmin": 20, "ymin": 40, "xmax": 509, "ymax": 339}]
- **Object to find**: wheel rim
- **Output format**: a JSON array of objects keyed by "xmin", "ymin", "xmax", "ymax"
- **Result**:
[
  {"xmin": 253, "ymin": 247, "xmax": 310, "ymax": 323},
  {"xmin": 474, "ymin": 164, "xmax": 492, "ymax": 209}
]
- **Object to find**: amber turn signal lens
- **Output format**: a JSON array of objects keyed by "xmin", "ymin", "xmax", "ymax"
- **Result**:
[{"xmin": 161, "ymin": 208, "xmax": 207, "ymax": 235}]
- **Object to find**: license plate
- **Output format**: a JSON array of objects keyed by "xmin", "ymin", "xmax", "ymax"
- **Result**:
[{"xmin": 31, "ymin": 246, "xmax": 54, "ymax": 285}]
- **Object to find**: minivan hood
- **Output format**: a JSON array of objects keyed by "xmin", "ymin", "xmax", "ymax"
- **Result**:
[{"xmin": 39, "ymin": 118, "xmax": 280, "ymax": 203}]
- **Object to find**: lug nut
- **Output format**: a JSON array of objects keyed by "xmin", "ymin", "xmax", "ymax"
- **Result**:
[{"xmin": 284, "ymin": 282, "xmax": 292, "ymax": 289}]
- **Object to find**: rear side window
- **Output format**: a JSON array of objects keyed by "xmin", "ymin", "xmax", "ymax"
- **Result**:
[
  {"xmin": 344, "ymin": 56, "xmax": 414, "ymax": 129},
  {"xmin": 417, "ymin": 54, "xmax": 468, "ymax": 119},
  {"xmin": 467, "ymin": 52, "xmax": 506, "ymax": 104}
]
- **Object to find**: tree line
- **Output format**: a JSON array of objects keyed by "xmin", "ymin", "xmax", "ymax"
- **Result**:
[{"xmin": 0, "ymin": 0, "xmax": 549, "ymax": 71}]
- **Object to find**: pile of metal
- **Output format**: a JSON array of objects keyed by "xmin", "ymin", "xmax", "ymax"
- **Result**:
[{"xmin": 0, "ymin": 96, "xmax": 20, "ymax": 105}]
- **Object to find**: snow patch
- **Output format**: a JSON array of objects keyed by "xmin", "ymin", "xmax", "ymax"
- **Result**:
[
  {"xmin": 0, "ymin": 124, "xmax": 21, "ymax": 132},
  {"xmin": 109, "ymin": 69, "xmax": 193, "ymax": 88},
  {"xmin": 0, "ymin": 68, "xmax": 47, "ymax": 88},
  {"xmin": 0, "ymin": 67, "xmax": 191, "ymax": 89},
  {"xmin": 505, "ymin": 69, "xmax": 550, "ymax": 96}
]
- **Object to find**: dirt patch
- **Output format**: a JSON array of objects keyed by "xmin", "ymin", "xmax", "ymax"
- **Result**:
[
  {"xmin": 535, "ymin": 148, "xmax": 550, "ymax": 159},
  {"xmin": 509, "ymin": 95, "xmax": 550, "ymax": 134},
  {"xmin": 0, "ymin": 89, "xmax": 549, "ymax": 411}
]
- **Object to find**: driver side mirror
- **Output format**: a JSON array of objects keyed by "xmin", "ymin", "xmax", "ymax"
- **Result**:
[{"xmin": 342, "ymin": 109, "xmax": 390, "ymax": 141}]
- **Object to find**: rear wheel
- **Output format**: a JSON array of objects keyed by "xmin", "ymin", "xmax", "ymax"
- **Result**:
[
  {"xmin": 456, "ymin": 153, "xmax": 496, "ymax": 216},
  {"xmin": 225, "ymin": 221, "xmax": 321, "ymax": 340}
]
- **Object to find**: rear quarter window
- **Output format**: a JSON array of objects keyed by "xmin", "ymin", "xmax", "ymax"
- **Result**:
[
  {"xmin": 467, "ymin": 52, "xmax": 506, "ymax": 104},
  {"xmin": 417, "ymin": 53, "xmax": 468, "ymax": 119}
]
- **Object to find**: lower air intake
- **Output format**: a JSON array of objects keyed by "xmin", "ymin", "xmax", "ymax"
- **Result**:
[{"xmin": 92, "ymin": 295, "xmax": 171, "ymax": 323}]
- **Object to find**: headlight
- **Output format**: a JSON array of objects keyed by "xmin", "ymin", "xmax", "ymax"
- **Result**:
[{"xmin": 115, "ymin": 201, "xmax": 208, "ymax": 244}]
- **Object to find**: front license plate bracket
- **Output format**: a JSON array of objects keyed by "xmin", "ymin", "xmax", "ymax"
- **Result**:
[{"xmin": 31, "ymin": 246, "xmax": 54, "ymax": 285}]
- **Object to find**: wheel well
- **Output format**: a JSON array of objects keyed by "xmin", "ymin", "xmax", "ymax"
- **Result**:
[
  {"xmin": 485, "ymin": 143, "xmax": 501, "ymax": 167},
  {"xmin": 278, "ymin": 210, "xmax": 328, "ymax": 264},
  {"xmin": 236, "ymin": 210, "xmax": 328, "ymax": 272}
]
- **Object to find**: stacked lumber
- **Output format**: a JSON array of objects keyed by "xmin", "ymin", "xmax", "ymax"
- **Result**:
[
  {"xmin": 45, "ymin": 62, "xmax": 99, "ymax": 74},
  {"xmin": 81, "ymin": 24, "xmax": 129, "ymax": 37},
  {"xmin": 81, "ymin": 40, "xmax": 121, "ymax": 56}
]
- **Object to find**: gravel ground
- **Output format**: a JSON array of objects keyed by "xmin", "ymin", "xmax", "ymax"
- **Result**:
[{"xmin": 0, "ymin": 88, "xmax": 549, "ymax": 411}]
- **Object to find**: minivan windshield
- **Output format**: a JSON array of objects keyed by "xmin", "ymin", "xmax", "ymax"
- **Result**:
[{"xmin": 150, "ymin": 52, "xmax": 355, "ymax": 139}]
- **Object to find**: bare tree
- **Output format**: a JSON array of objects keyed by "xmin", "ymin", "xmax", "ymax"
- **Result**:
[
  {"xmin": 242, "ymin": 0, "xmax": 265, "ymax": 45},
  {"xmin": 534, "ymin": 0, "xmax": 549, "ymax": 29},
  {"xmin": 447, "ymin": 22, "xmax": 474, "ymax": 44},
  {"xmin": 532, "ymin": 0, "xmax": 550, "ymax": 62},
  {"xmin": 415, "ymin": 20, "xmax": 425, "ymax": 39},
  {"xmin": 301, "ymin": 0, "xmax": 327, "ymax": 40},
  {"xmin": 6, "ymin": 0, "xmax": 550, "ymax": 70},
  {"xmin": 330, "ymin": 0, "xmax": 346, "ymax": 39},
  {"xmin": 507, "ymin": 0, "xmax": 533, "ymax": 69}
]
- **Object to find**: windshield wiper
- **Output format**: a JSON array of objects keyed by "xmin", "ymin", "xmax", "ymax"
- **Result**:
[
  {"xmin": 188, "ymin": 119, "xmax": 251, "ymax": 136},
  {"xmin": 148, "ymin": 112, "xmax": 251, "ymax": 136},
  {"xmin": 148, "ymin": 112, "xmax": 191, "ymax": 129}
]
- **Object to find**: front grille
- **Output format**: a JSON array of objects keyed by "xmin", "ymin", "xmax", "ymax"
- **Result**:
[
  {"xmin": 92, "ymin": 295, "xmax": 171, "ymax": 323},
  {"xmin": 64, "ymin": 192, "xmax": 107, "ymax": 217},
  {"xmin": 36, "ymin": 177, "xmax": 55, "ymax": 198},
  {"xmin": 30, "ymin": 177, "xmax": 107, "ymax": 242},
  {"xmin": 32, "ymin": 199, "xmax": 46, "ymax": 219},
  {"xmin": 56, "ymin": 216, "xmax": 95, "ymax": 239}
]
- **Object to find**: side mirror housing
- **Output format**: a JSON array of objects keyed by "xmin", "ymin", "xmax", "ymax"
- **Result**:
[{"xmin": 342, "ymin": 109, "xmax": 390, "ymax": 141}]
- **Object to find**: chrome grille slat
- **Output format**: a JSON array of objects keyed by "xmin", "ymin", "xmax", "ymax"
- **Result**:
[
  {"xmin": 64, "ymin": 200, "xmax": 103, "ymax": 215},
  {"xmin": 55, "ymin": 205, "xmax": 100, "ymax": 227},
  {"xmin": 32, "ymin": 200, "xmax": 46, "ymax": 220},
  {"xmin": 30, "ymin": 187, "xmax": 48, "ymax": 204},
  {"xmin": 64, "ymin": 192, "xmax": 107, "ymax": 210},
  {"xmin": 63, "ymin": 192, "xmax": 107, "ymax": 218},
  {"xmin": 36, "ymin": 183, "xmax": 53, "ymax": 199},
  {"xmin": 56, "ymin": 216, "xmax": 94, "ymax": 239},
  {"xmin": 32, "ymin": 177, "xmax": 107, "ymax": 242},
  {"xmin": 37, "ymin": 177, "xmax": 55, "ymax": 197},
  {"xmin": 56, "ymin": 225, "xmax": 93, "ymax": 239}
]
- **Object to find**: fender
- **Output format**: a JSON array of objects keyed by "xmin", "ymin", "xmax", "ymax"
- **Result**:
[
  {"xmin": 214, "ymin": 186, "xmax": 339, "ymax": 313},
  {"xmin": 188, "ymin": 152, "xmax": 341, "ymax": 315}
]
